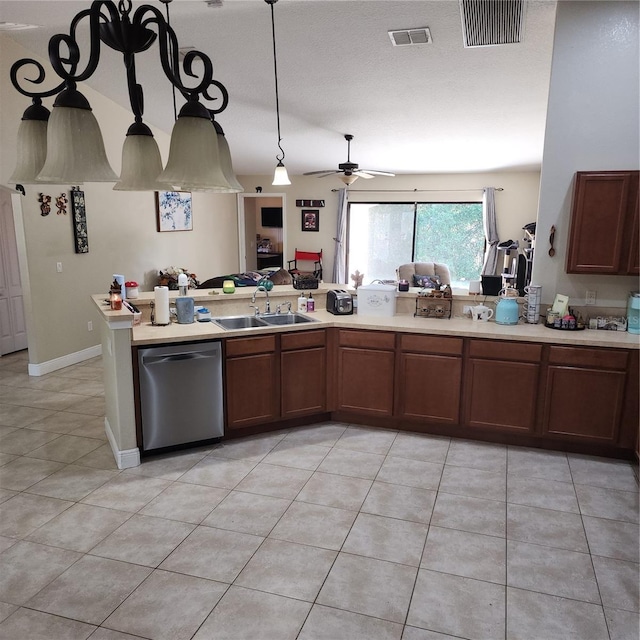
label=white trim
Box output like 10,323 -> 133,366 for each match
28,344 -> 102,376
105,417 -> 140,469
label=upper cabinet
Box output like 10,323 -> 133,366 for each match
566,171 -> 639,275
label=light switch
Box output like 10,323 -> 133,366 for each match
56,262 -> 63,273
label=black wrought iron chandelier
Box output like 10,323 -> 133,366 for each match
9,0 -> 243,192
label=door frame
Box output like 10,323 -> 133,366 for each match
237,193 -> 287,272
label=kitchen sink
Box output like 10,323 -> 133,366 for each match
211,313 -> 316,330
260,313 -> 317,325
211,315 -> 269,330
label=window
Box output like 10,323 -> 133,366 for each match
347,201 -> 484,287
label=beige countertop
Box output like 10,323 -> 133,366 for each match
92,294 -> 640,349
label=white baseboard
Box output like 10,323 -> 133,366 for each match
28,344 -> 102,377
105,417 -> 140,469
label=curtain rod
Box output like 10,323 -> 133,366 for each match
330,187 -> 503,193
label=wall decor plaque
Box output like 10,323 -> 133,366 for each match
70,186 -> 88,253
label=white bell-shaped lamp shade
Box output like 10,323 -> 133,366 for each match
339,174 -> 358,185
113,121 -> 171,191
37,85 -> 117,183
272,161 -> 291,186
158,100 -> 232,192
9,101 -> 50,184
212,121 -> 243,192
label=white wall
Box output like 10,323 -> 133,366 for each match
533,1 -> 640,308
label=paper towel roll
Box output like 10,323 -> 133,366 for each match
154,286 -> 170,325
113,274 -> 125,299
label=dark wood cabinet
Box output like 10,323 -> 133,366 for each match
336,330 -> 395,417
463,340 -> 541,433
396,334 -> 463,424
225,335 -> 279,429
281,330 -> 326,417
567,170 -> 639,275
542,346 -> 628,444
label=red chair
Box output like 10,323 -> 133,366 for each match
288,249 -> 323,280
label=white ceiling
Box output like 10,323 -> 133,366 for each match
1,0 -> 557,177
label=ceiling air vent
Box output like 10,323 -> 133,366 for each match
459,0 -> 525,47
388,28 -> 432,47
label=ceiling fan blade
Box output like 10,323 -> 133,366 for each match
353,171 -> 375,179
303,170 -> 340,177
358,170 -> 396,177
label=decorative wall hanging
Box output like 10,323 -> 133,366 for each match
70,186 -> 89,253
38,193 -> 51,216
296,200 -> 325,207
156,191 -> 193,232
302,209 -> 319,232
55,192 -> 68,215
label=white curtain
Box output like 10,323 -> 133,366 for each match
481,187 -> 500,275
332,188 -> 348,283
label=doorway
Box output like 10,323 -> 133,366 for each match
0,188 -> 27,356
237,194 -> 286,272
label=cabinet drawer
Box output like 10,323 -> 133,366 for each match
338,329 -> 395,350
400,334 -> 463,355
281,329 -> 325,351
226,335 -> 276,357
548,346 -> 628,370
468,340 -> 541,363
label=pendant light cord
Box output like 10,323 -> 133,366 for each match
269,0 -> 285,163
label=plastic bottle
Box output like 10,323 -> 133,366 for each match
297,293 -> 307,312
306,293 -> 315,312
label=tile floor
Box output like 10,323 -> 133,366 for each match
0,349 -> 638,640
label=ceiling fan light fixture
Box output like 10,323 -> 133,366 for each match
339,174 -> 358,185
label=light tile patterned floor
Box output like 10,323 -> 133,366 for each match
0,349 -> 638,640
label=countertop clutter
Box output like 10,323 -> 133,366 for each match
91,287 -> 640,350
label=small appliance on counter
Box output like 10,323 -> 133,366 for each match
327,289 -> 353,315
495,287 -> 520,325
357,282 -> 397,317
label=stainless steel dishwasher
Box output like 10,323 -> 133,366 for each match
137,341 -> 224,453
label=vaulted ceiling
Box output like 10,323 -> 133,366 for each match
1,0 -> 557,176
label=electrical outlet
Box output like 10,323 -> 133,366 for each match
56,262 -> 63,273
585,290 -> 597,305
87,321 -> 93,332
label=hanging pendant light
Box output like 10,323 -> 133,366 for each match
9,99 -> 50,184
9,0 -> 239,193
158,98 -> 232,192
114,120 -> 172,191
265,0 -> 291,186
212,119 -> 244,192
37,83 -> 118,183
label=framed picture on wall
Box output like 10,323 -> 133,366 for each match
301,209 -> 319,232
156,191 -> 193,232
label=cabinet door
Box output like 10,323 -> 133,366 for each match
566,172 -> 633,274
542,366 -> 625,443
337,347 -> 395,416
397,353 -> 462,424
281,347 -> 326,417
464,359 -> 539,433
225,353 -> 279,428
625,183 -> 639,274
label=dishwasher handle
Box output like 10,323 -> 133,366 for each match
142,351 -> 217,366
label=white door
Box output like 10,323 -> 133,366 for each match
0,188 -> 27,355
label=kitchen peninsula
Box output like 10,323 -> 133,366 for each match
93,285 -> 639,469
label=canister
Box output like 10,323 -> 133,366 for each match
627,291 -> 640,334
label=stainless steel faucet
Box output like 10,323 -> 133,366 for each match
250,285 -> 271,315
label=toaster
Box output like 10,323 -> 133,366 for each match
326,289 -> 353,315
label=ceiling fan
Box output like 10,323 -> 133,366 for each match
303,134 -> 395,185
